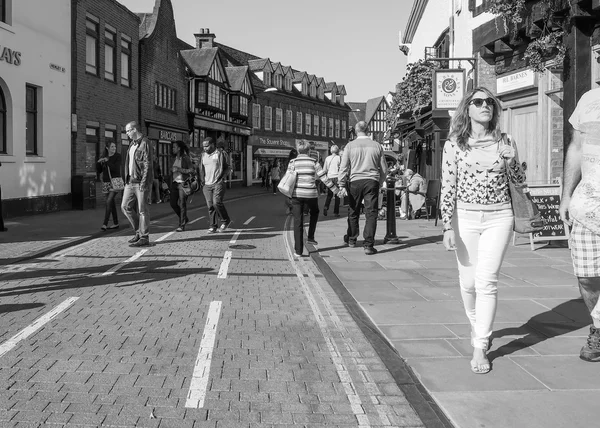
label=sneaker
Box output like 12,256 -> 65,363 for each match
129,237 -> 150,247
207,227 -> 217,233
364,247 -> 378,255
294,252 -> 303,257
176,226 -> 184,232
101,225 -> 107,231
108,224 -> 119,229
306,238 -> 318,245
343,234 -> 356,248
128,235 -> 140,243
218,220 -> 232,233
580,326 -> 600,362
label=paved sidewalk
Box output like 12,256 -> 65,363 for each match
309,213 -> 599,428
0,185 -> 267,265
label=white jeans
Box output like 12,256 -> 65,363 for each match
453,208 -> 513,350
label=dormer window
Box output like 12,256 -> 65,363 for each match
284,75 -> 292,91
274,74 -> 282,89
309,84 -> 316,98
318,86 -> 324,100
264,71 -> 272,87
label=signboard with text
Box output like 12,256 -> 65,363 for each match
432,69 -> 465,110
497,69 -> 537,95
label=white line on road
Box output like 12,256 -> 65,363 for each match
217,251 -> 232,279
189,216 -> 205,225
154,231 -> 175,242
185,300 -> 222,409
243,216 -> 255,225
0,297 -> 79,358
229,230 -> 241,244
101,249 -> 148,276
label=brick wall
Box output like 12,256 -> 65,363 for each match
72,0 -> 140,179
138,0 -> 190,143
550,101 -> 564,182
475,51 -> 497,93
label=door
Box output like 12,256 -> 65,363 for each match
505,104 -> 548,184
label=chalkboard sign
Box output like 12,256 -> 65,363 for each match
517,184 -> 570,250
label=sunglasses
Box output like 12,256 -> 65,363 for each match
469,97 -> 495,108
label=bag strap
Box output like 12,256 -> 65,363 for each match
106,163 -> 113,181
501,133 -> 517,183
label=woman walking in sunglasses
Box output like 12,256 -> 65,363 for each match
441,87 -> 526,374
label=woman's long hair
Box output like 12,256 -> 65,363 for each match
448,86 -> 502,150
173,140 -> 190,157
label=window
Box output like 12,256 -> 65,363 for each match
328,118 -> 334,137
309,84 -> 316,98
208,83 -> 220,108
342,120 -> 347,139
0,86 -> 5,154
321,116 -> 326,137
0,0 -> 7,24
264,71 -> 272,87
276,108 -> 283,132
264,106 -> 272,130
85,17 -> 99,75
335,119 -> 340,138
274,74 -> 282,89
253,104 -> 261,129
197,81 -> 206,104
313,114 -> 319,136
104,28 -> 116,81
105,128 -> 116,150
155,82 -> 176,111
305,113 -> 311,135
85,126 -> 98,172
286,110 -> 292,133
120,37 -> 131,87
284,75 -> 292,91
240,97 -> 248,116
296,112 -> 302,134
26,85 -> 38,155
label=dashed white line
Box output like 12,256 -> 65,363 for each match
101,249 -> 148,276
229,230 -> 241,244
217,251 -> 232,279
243,216 -> 255,225
189,216 -> 205,225
0,297 -> 79,358
185,300 -> 222,409
154,231 -> 175,242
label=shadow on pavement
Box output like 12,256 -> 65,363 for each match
0,302 -> 46,314
488,299 -> 589,362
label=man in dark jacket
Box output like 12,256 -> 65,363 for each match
121,121 -> 153,247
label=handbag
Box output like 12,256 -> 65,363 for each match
182,175 -> 200,196
107,165 -> 124,192
277,161 -> 297,198
502,134 -> 544,234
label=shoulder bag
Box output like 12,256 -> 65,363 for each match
107,164 -> 125,192
277,160 -> 297,198
503,134 -> 544,234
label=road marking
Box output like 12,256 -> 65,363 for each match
243,216 -> 255,225
185,300 -> 222,409
189,216 -> 205,225
217,251 -> 232,279
229,230 -> 241,244
282,218 -> 372,427
154,231 -> 175,242
0,297 -> 79,358
101,249 -> 148,276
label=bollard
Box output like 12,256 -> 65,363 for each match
384,175 -> 401,244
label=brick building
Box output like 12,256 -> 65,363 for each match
71,0 -> 140,207
137,0 -> 193,180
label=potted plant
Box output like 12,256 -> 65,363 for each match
488,0 -> 526,38
524,30 -> 566,72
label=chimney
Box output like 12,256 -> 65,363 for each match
195,28 -> 215,49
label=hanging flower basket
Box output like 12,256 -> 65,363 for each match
488,0 -> 526,38
524,30 -> 566,72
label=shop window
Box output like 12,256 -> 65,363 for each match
104,27 -> 116,81
1,0 -> 11,25
121,36 -> 131,87
85,16 -> 99,75
252,103 -> 261,129
305,113 -> 311,135
313,114 -> 319,136
296,112 -> 302,134
0,86 -> 5,154
335,119 -> 340,138
264,106 -> 272,130
276,108 -> 283,132
321,116 -> 326,137
286,110 -> 292,133
85,126 -> 98,172
1,0 -> 6,23
26,85 -> 39,155
342,120 -> 347,139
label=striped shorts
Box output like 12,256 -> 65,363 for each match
570,220 -> 600,277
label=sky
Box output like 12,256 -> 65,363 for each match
118,0 -> 413,102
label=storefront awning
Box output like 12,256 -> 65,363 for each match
254,148 -> 292,158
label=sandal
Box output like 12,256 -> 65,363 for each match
470,358 -> 491,374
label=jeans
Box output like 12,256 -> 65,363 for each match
103,191 -> 119,226
271,179 -> 280,194
453,208 -> 514,349
346,179 -> 380,248
170,181 -> 188,227
152,178 -> 161,203
121,183 -> 151,239
324,177 -> 340,214
202,181 -> 230,228
291,197 -> 319,255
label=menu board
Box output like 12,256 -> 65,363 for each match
524,184 -> 569,249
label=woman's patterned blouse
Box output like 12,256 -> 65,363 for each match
440,136 -> 526,228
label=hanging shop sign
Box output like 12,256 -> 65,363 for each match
497,69 -> 537,95
0,45 -> 22,66
432,69 -> 465,110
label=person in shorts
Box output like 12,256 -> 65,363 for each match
559,88 -> 600,362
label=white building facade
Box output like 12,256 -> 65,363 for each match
0,0 -> 72,217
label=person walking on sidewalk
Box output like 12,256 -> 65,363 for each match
559,87 -> 600,363
337,121 -> 388,255
150,156 -> 162,204
289,140 -> 340,257
269,160 -> 281,194
96,142 -> 122,231
170,140 -> 194,232
284,148 -> 298,215
199,137 -> 232,233
398,169 -> 425,220
121,121 -> 153,247
323,144 -> 341,217
441,87 -> 525,374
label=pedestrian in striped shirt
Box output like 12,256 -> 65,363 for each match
289,140 -> 340,257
